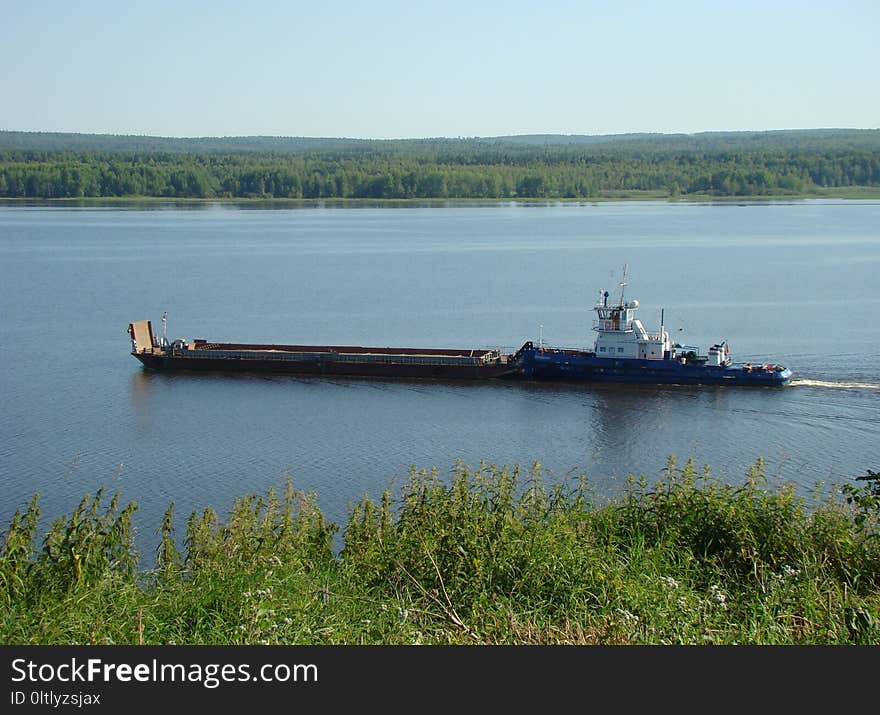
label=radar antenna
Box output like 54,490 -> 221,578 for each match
618,264 -> 628,306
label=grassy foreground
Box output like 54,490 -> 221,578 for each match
1,458 -> 878,645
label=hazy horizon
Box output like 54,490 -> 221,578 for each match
2,127 -> 877,142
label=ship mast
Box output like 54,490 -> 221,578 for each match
660,307 -> 665,350
618,264 -> 628,306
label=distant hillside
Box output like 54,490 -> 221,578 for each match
491,129 -> 880,154
0,132 -> 382,154
1,128 -> 878,156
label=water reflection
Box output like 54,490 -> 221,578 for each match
129,370 -> 159,433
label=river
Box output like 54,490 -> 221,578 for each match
1,200 -> 878,556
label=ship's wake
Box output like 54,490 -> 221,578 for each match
790,379 -> 880,390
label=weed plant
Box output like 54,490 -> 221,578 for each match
1,458 -> 877,644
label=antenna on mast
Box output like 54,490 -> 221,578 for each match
618,264 -> 628,306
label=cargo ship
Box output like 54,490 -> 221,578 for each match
128,274 -> 792,387
127,316 -> 521,381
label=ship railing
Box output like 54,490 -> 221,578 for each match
184,348 -> 495,366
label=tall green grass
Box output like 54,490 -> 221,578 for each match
2,458 -> 877,644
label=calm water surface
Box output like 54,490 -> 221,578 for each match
2,201 -> 879,556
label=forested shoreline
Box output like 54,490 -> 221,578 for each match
1,129 -> 878,200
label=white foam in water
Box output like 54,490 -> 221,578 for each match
790,379 -> 880,390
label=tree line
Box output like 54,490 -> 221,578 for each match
2,128 -> 877,156
0,129 -> 878,199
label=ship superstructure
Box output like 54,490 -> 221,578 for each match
517,267 -> 791,386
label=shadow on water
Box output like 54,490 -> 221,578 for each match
130,362 -> 805,393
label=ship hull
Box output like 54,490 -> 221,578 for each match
519,349 -> 792,386
133,350 -> 519,381
130,334 -> 792,387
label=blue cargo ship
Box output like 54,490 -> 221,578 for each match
516,269 -> 792,387
129,269 -> 792,387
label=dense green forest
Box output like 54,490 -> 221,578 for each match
1,129 -> 878,200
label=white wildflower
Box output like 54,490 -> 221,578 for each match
659,576 -> 679,590
708,584 -> 728,609
616,608 -> 639,624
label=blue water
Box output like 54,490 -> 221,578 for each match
1,200 -> 879,558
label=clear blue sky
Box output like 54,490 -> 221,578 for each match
1,0 -> 877,138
